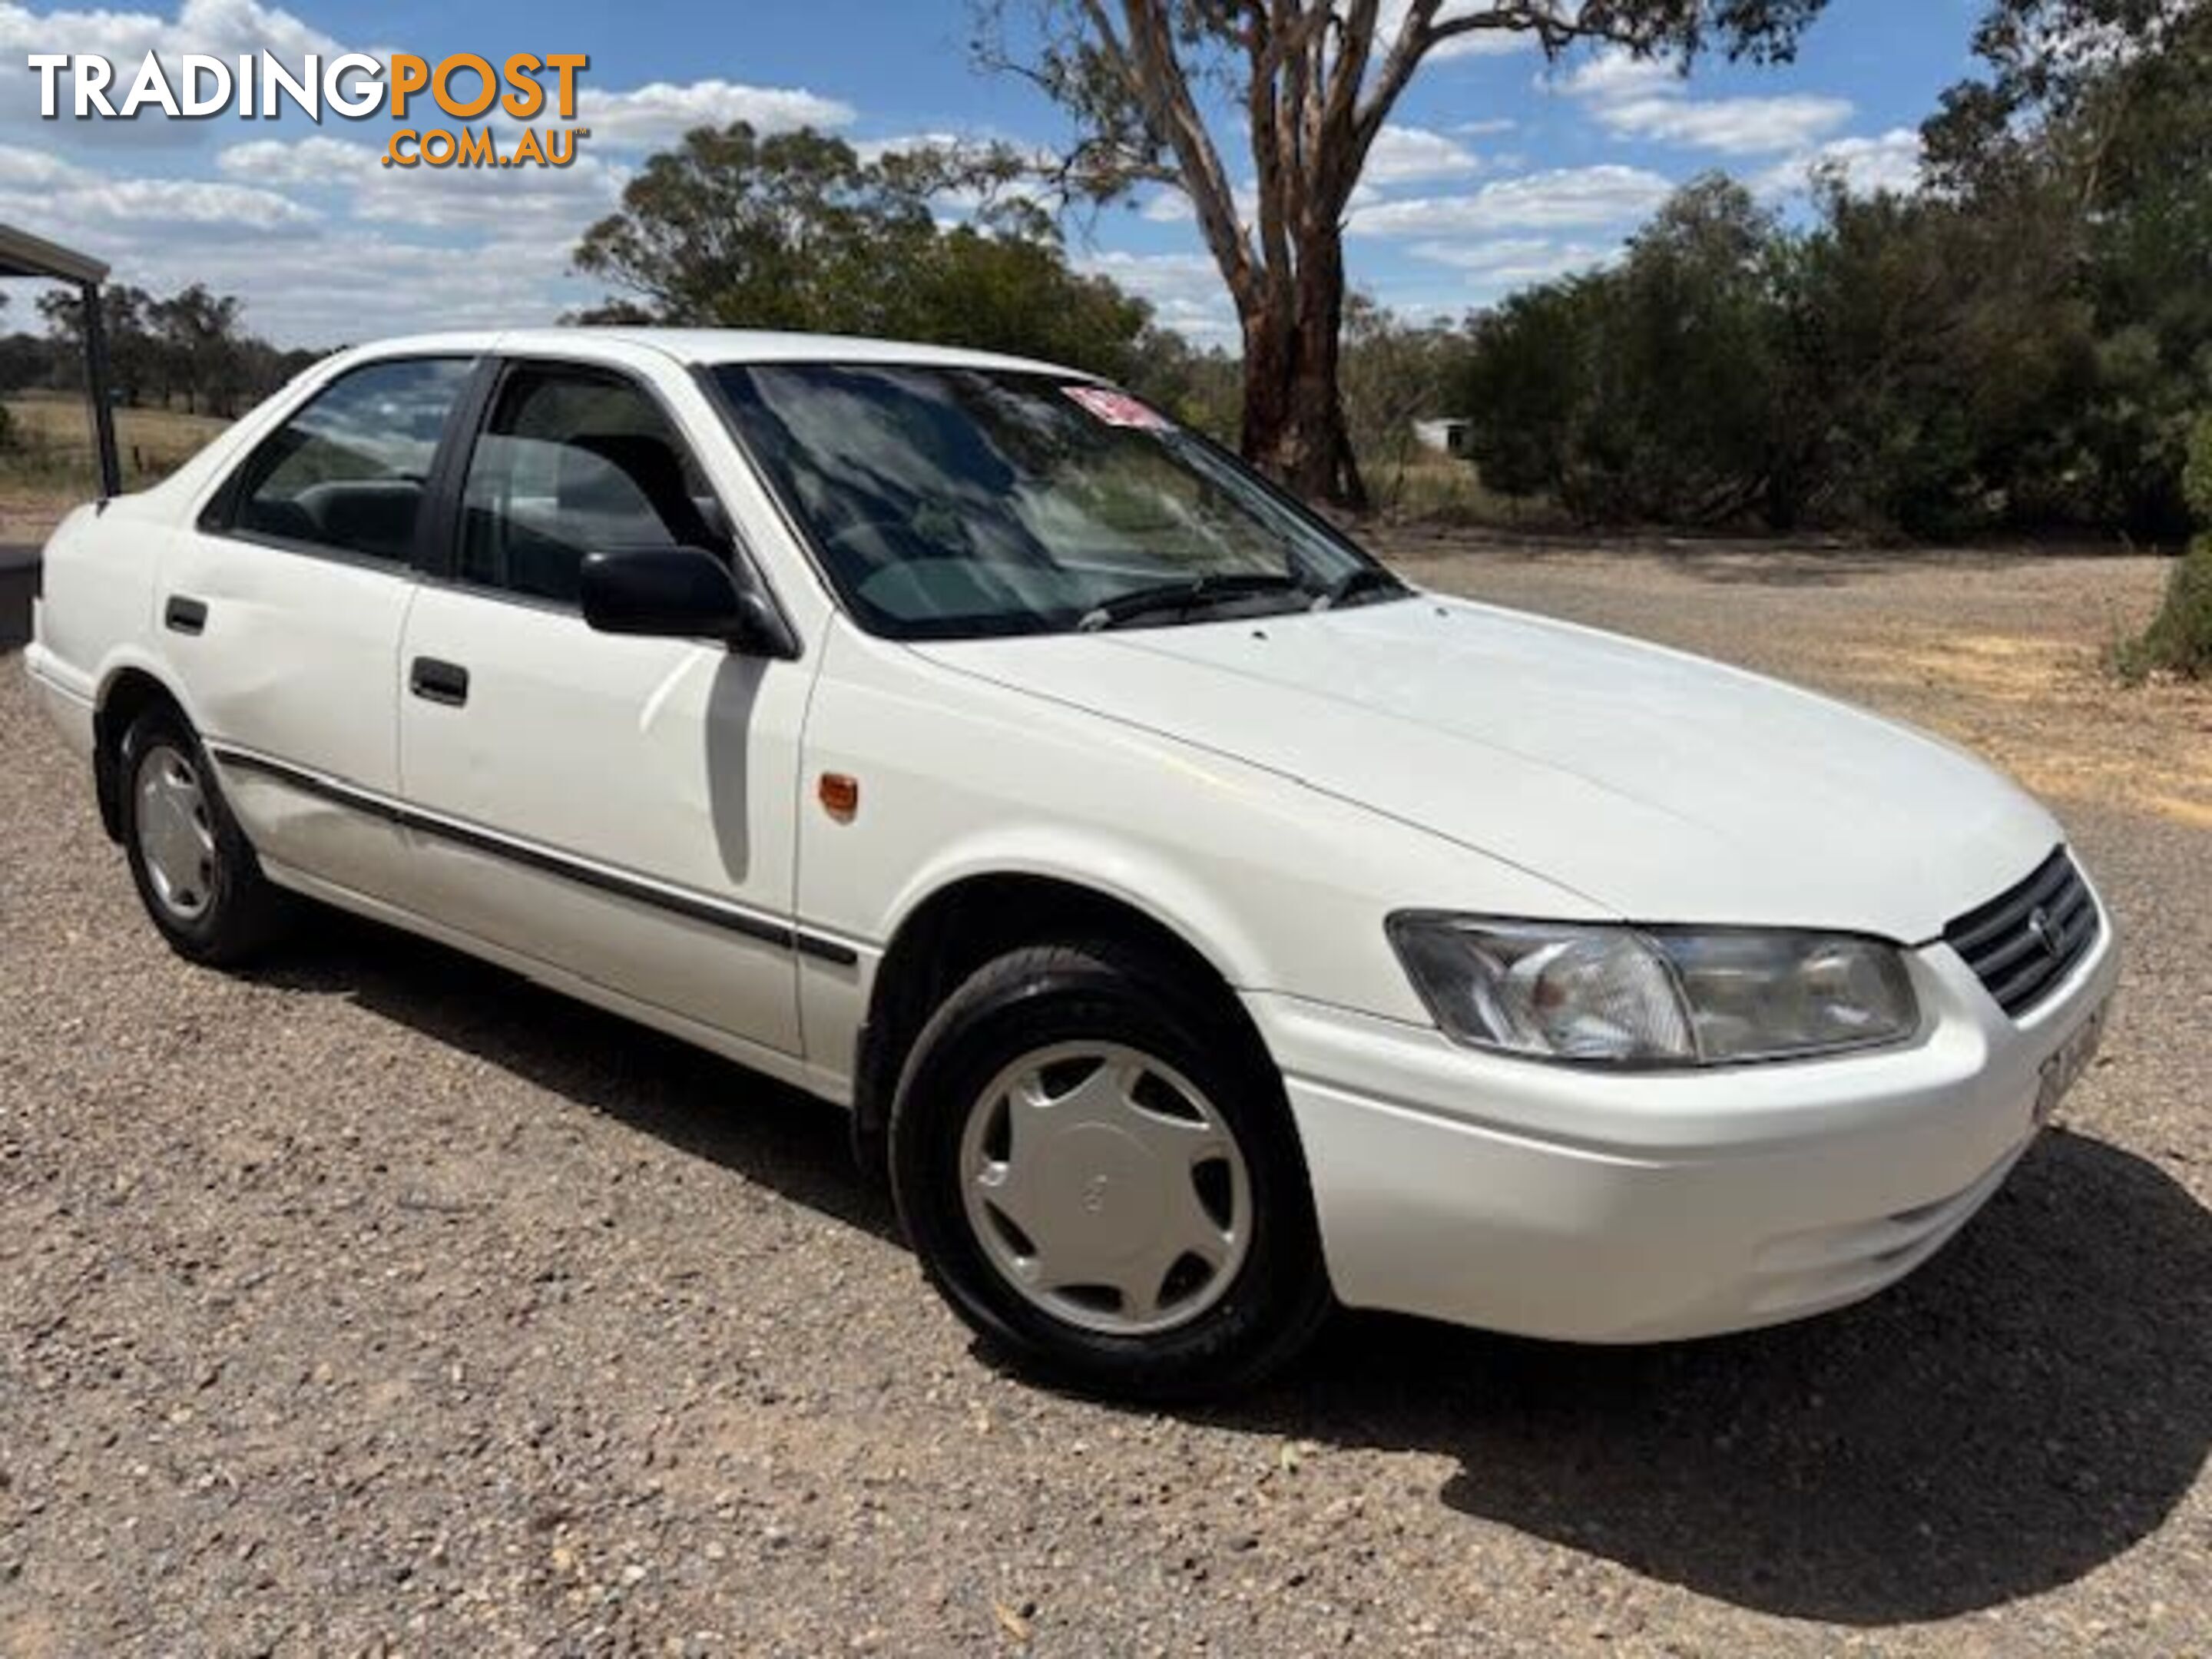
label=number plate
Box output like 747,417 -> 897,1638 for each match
2033,997 -> 2110,1126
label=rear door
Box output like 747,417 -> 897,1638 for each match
164,354 -> 479,900
394,355 -> 810,1058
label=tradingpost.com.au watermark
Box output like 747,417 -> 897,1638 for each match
26,50 -> 591,168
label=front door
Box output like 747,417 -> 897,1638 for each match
394,358 -> 810,1058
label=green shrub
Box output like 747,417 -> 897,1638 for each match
2184,412 -> 2212,528
2118,537 -> 2212,681
2116,412 -> 2212,680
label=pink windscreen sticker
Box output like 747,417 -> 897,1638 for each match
1063,385 -> 1171,430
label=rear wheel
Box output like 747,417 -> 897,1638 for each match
889,939 -> 1333,1399
118,706 -> 289,965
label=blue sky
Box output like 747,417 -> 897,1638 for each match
0,0 -> 1988,346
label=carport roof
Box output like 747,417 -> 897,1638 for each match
0,223 -> 108,286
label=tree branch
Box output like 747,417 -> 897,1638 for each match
1095,0 -> 1262,308
1247,3 -> 1296,295
1317,0 -> 1383,207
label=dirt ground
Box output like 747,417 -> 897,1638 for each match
2,538 -> 2207,1657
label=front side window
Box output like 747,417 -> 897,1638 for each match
712,364 -> 1400,640
230,357 -> 473,562
458,366 -> 732,606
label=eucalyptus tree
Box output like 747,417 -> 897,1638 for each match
974,0 -> 1829,505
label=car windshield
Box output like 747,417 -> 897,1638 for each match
710,363 -> 1402,640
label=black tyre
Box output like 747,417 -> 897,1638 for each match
118,704 -> 290,965
888,938 -> 1333,1399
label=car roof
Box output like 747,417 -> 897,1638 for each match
339,327 -> 1098,381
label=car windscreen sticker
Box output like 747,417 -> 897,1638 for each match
1062,386 -> 1172,431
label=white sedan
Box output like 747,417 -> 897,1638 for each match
24,329 -> 2119,1396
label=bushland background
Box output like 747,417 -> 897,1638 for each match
4,0 -> 2207,674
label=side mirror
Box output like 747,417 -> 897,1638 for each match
578,547 -> 797,657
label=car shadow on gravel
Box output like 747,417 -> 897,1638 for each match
248,912 -> 900,1245
1221,1127 -> 2212,1626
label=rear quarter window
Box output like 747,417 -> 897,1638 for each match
214,357 -> 475,564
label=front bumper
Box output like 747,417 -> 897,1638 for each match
1247,901 -> 2121,1343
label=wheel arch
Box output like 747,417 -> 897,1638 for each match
91,662 -> 195,842
849,870 -> 1277,1177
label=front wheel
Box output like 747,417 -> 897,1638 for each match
889,939 -> 1333,1399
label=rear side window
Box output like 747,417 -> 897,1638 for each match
226,357 -> 473,563
458,365 -> 732,606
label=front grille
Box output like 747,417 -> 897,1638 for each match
1945,847 -> 2099,1018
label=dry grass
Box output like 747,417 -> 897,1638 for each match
1364,455 -> 1565,529
1840,625 -> 2212,830
0,393 -> 230,539
5,392 -> 230,455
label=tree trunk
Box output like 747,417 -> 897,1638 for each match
1238,296 -> 1296,483
1235,228 -> 1367,512
1286,231 -> 1366,511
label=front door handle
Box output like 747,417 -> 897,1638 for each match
409,657 -> 470,707
164,594 -> 207,635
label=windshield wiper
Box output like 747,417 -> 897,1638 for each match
1075,571 -> 1307,632
1310,565 -> 1408,610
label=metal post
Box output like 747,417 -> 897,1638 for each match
79,279 -> 122,499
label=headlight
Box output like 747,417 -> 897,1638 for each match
1386,915 -> 1920,1067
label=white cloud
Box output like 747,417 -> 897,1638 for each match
0,0 -> 355,136
1450,117 -> 1517,137
0,141 -> 84,187
209,81 -> 856,233
0,193 -> 588,341
1081,249 -> 1217,293
1409,234 -> 1623,290
1134,180 -> 1263,229
217,132 -> 626,230
142,227 -> 584,341
584,79 -> 855,151
87,174 -> 316,226
1555,48 -> 1853,156
1365,124 -> 1481,185
1601,91 -> 1853,155
1753,127 -> 1924,199
1349,164 -> 1674,237
219,133 -> 369,187
0,0 -> 346,68
1376,0 -> 1539,61
1127,131 -> 1484,221
852,131 -> 962,161
1412,235 -> 1602,271
0,141 -> 313,232
1555,50 -> 1678,101
1077,248 -> 1237,343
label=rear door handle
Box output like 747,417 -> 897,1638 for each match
409,657 -> 470,707
164,595 -> 207,635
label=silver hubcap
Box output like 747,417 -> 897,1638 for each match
959,1041 -> 1252,1336
134,743 -> 217,921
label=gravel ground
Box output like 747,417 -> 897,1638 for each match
2,541 -> 2208,1657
